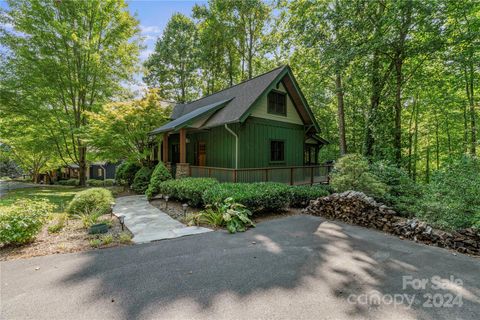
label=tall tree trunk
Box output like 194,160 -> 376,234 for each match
434,107 -> 440,169
407,95 -> 416,176
336,72 -> 347,156
425,143 -> 430,183
465,63 -> 476,155
412,100 -> 419,181
393,58 -> 403,165
78,145 -> 87,186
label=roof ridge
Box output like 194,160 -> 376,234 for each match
181,65 -> 287,106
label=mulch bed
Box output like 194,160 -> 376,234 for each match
0,213 -> 133,261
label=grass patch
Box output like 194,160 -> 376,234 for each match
0,186 -> 86,211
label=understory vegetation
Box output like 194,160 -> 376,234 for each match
66,188 -> 114,216
330,154 -> 480,230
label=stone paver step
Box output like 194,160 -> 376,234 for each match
113,195 -> 211,243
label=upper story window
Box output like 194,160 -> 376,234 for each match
267,90 -> 287,116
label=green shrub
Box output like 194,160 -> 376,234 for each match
188,197 -> 254,233
158,177 -> 218,207
75,211 -> 102,229
416,156 -> 480,230
131,167 -> 154,193
288,185 -> 331,208
145,162 -> 172,199
87,179 -> 104,187
370,161 -> 421,216
0,199 -> 55,245
115,161 -> 141,186
57,179 -> 79,186
89,238 -> 101,248
203,182 -> 290,212
66,188 -> 114,216
330,154 -> 387,198
101,234 -> 113,245
104,179 -> 115,186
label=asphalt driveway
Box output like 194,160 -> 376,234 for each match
1,215 -> 479,320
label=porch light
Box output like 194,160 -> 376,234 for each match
119,215 -> 125,231
164,195 -> 169,209
182,203 -> 188,216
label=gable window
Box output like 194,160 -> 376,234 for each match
270,140 -> 285,162
268,90 -> 287,116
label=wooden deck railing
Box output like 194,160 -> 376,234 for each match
189,164 -> 333,185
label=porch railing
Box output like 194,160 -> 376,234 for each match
189,164 -> 333,185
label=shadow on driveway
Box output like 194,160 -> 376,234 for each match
2,215 -> 479,319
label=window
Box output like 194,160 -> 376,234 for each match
97,168 -> 103,177
270,140 -> 285,162
267,90 -> 287,116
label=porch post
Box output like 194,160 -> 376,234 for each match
176,128 -> 190,178
162,133 -> 169,163
179,128 -> 186,163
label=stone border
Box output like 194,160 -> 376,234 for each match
303,191 -> 480,256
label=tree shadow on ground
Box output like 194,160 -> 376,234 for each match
58,215 -> 480,319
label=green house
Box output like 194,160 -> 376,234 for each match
150,65 -> 330,184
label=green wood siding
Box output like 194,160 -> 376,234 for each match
238,117 -> 304,168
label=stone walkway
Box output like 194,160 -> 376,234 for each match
113,195 -> 211,243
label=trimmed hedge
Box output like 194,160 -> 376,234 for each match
145,162 -> 172,199
158,177 -> 218,207
131,167 -> 154,193
203,182 -> 290,212
87,179 -> 115,187
288,185 -> 331,208
66,188 -> 114,216
57,179 -> 79,186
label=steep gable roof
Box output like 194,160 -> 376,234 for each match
151,65 -> 320,134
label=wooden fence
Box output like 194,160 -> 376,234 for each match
189,164 -> 333,185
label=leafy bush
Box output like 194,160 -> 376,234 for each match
188,197 -> 255,233
158,177 -> 218,207
203,182 -> 290,212
104,179 -> 115,186
145,162 -> 172,199
416,156 -> 480,230
370,161 -> 421,216
119,232 -> 132,244
89,238 -> 101,248
115,161 -> 141,186
57,179 -> 79,186
0,199 -> 55,245
101,234 -> 113,245
330,154 -> 387,198
75,211 -> 103,228
66,188 -> 114,216
131,167 -> 154,193
288,185 -> 331,208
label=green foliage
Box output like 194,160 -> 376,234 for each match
87,179 -> 116,187
416,157 -> 480,230
131,167 -> 154,193
57,179 -> 79,186
288,185 -> 331,208
47,213 -> 68,234
101,234 -> 113,245
119,232 -> 132,244
75,211 -> 103,229
86,90 -> 171,163
66,188 -> 114,216
145,161 -> 172,199
330,154 -> 388,198
203,182 -> 290,212
0,199 -> 55,245
158,178 -> 219,207
188,197 -> 254,233
116,161 -> 141,187
89,238 -> 102,248
370,161 -> 422,216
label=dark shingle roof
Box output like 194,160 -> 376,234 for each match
170,66 -> 287,128
150,99 -> 231,134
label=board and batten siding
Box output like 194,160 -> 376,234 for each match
249,82 -> 303,125
237,117 -> 304,168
